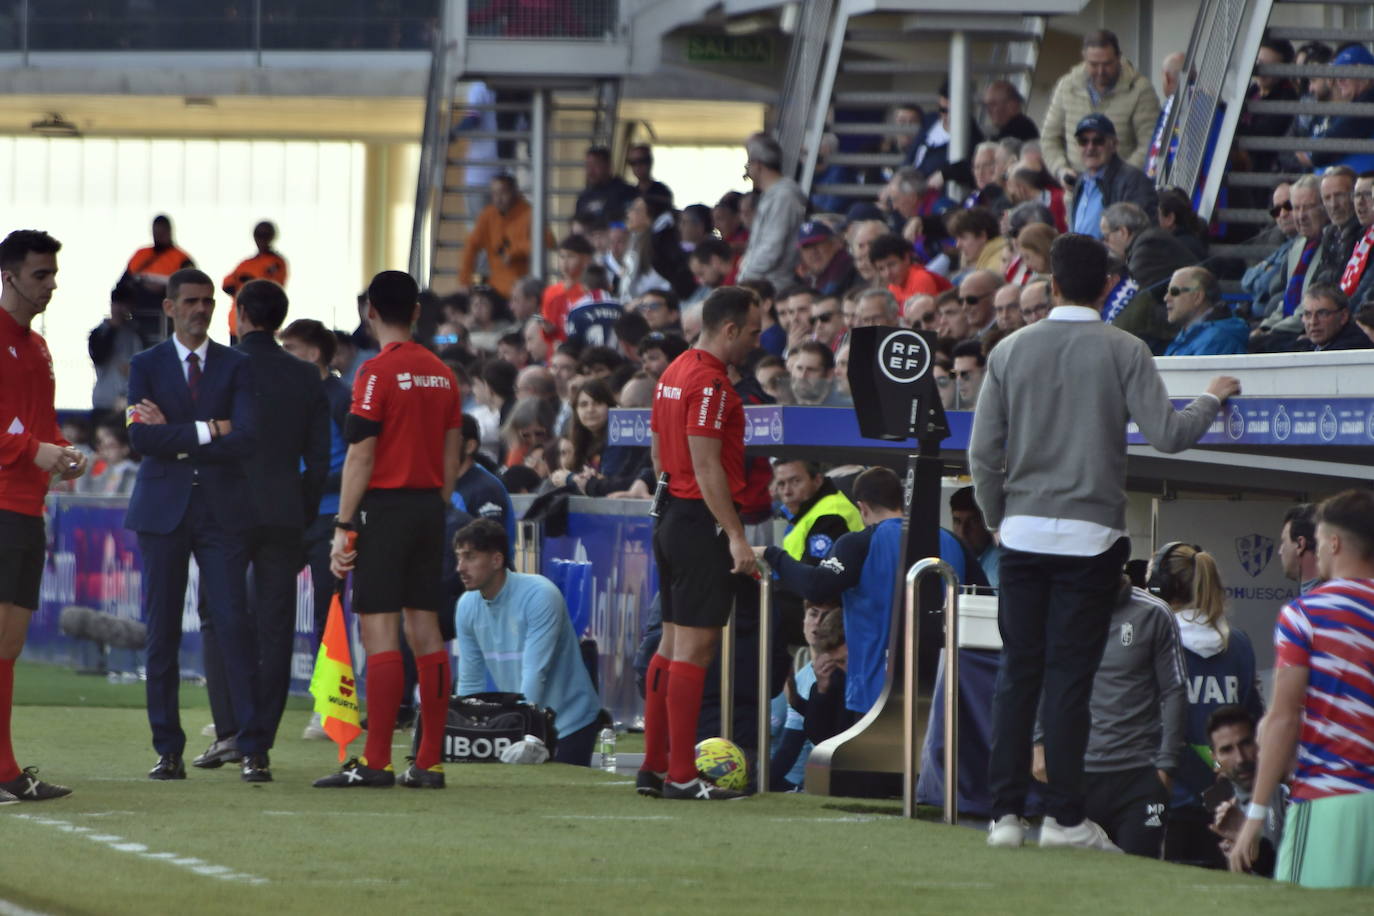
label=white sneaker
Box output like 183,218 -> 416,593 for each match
302,712 -> 328,741
200,722 -> 216,738
1039,816 -> 1123,853
987,814 -> 1030,847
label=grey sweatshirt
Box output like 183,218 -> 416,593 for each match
1035,584 -> 1189,772
969,313 -> 1220,531
738,176 -> 806,292
1085,585 -> 1189,772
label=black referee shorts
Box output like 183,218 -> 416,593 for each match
352,488 -> 446,615
0,509 -> 45,611
652,498 -> 749,629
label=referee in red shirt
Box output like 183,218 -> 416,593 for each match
0,230 -> 85,802
316,270 -> 462,790
639,286 -> 761,800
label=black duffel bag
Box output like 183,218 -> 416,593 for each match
412,692 -> 558,763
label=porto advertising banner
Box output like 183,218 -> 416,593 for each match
1154,498 -> 1299,674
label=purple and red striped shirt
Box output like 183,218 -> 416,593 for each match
1273,578 -> 1374,802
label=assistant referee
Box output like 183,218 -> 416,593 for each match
638,286 -> 761,801
316,270 -> 462,790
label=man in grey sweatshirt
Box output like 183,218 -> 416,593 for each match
971,232 -> 1239,852
1034,581 -> 1189,857
738,133 -> 807,293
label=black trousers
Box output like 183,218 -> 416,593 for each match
203,525 -> 305,749
988,537 -> 1129,826
1085,765 -> 1170,858
141,494 -> 265,756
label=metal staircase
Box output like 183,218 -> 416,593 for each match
1158,0 -> 1374,261
794,10 -> 1051,203
421,81 -> 620,295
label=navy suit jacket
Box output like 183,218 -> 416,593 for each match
235,331 -> 330,529
124,338 -> 257,535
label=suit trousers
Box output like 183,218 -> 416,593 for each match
987,537 -> 1129,826
140,491 -> 266,756
203,525 -> 304,748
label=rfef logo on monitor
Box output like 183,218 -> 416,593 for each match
877,329 -> 931,384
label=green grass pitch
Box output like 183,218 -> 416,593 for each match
2,663 -> 1369,914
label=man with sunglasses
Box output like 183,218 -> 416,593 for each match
1067,114 -> 1156,240
1241,183 -> 1298,314
957,270 -> 1001,340
808,295 -> 846,349
1162,267 -> 1248,356
626,143 -> 674,206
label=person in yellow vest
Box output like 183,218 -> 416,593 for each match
772,459 -> 864,645
223,221 -> 288,340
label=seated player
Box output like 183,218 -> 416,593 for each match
453,519 -> 601,765
770,599 -> 846,791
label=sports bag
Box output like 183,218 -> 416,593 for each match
412,692 -> 559,763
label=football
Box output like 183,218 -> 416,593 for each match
694,737 -> 748,791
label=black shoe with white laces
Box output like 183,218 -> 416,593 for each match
0,767 -> 72,801
397,758 -> 445,789
635,769 -> 665,798
312,757 -> 395,788
661,777 -> 746,801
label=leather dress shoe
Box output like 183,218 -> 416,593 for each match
148,753 -> 186,780
192,738 -> 239,769
241,753 -> 272,783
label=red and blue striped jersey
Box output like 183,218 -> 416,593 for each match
1274,578 -> 1374,802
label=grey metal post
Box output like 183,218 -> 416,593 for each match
948,31 -> 971,196
904,558 -> 960,823
531,89 -> 550,276
720,604 -> 736,742
799,5 -> 850,195
755,569 -> 773,794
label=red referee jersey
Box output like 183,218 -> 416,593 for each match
650,348 -> 746,503
350,341 -> 462,490
0,307 -> 66,517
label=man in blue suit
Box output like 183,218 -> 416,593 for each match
125,268 -> 270,782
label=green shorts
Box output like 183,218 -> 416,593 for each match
1277,791 -> 1374,888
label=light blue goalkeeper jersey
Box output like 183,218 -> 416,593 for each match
456,572 -> 600,738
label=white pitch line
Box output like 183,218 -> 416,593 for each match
0,899 -> 51,916
9,814 -> 268,885
540,814 -> 676,821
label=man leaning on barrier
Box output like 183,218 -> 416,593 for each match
971,233 -> 1239,853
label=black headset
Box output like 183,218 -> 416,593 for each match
1146,541 -> 1202,604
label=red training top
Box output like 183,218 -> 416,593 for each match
350,341 -> 462,491
651,349 -> 746,503
540,281 -> 585,345
0,307 -> 67,517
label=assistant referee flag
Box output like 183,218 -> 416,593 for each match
310,589 -> 363,761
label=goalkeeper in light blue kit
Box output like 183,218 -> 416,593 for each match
453,518 -> 601,765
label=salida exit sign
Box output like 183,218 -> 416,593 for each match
686,34 -> 773,64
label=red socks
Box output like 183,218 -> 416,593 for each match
415,651 -> 451,770
641,653 -> 672,774
0,658 -> 16,782
666,660 -> 707,784
362,650 -> 404,769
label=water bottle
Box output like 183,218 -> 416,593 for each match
597,727 -> 617,773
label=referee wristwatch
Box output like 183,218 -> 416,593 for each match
333,516 -> 355,531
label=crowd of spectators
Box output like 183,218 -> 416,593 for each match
49,24 -> 1374,884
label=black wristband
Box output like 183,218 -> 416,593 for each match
333,517 -> 355,531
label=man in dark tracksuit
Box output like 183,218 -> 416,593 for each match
1035,580 -> 1188,857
